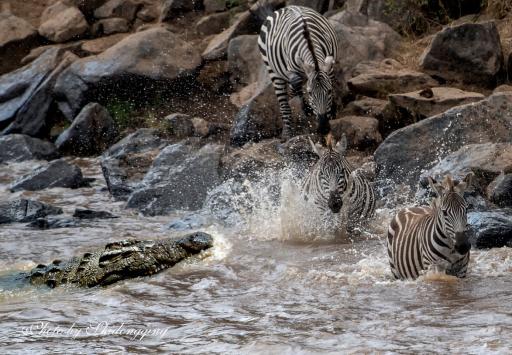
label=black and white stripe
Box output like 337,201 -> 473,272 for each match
258,5 -> 338,140
387,174 -> 473,280
302,136 -> 375,227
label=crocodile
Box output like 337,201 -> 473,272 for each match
19,232 -> 213,288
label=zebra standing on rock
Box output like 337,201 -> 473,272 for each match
302,135 -> 376,231
387,174 -> 473,280
258,5 -> 338,141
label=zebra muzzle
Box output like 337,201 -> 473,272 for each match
317,114 -> 330,135
454,231 -> 471,254
328,193 -> 343,213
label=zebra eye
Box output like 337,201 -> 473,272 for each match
442,209 -> 448,217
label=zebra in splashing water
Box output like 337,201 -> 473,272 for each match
258,5 -> 338,141
387,174 -> 473,280
302,135 -> 375,233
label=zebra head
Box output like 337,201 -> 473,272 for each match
308,134 -> 350,213
303,56 -> 336,135
428,173 -> 473,254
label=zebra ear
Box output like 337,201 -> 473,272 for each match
321,56 -> 335,72
335,134 -> 347,154
454,172 -> 474,193
308,137 -> 321,156
428,176 -> 444,196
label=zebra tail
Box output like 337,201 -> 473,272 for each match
249,0 -> 285,22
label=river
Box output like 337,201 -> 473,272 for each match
0,158 -> 511,354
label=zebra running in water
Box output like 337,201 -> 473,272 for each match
387,174 -> 473,280
302,135 -> 375,230
258,5 -> 338,141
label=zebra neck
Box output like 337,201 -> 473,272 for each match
300,13 -> 319,71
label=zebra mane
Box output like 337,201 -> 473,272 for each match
296,9 -> 319,72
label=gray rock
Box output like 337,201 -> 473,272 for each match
347,59 -> 438,98
468,210 -> 512,249
73,208 -> 118,219
136,5 -> 158,22
126,142 -> 224,215
419,22 -> 505,86
10,159 -> 86,192
195,12 -> 230,36
0,199 -> 63,224
55,102 -> 118,156
163,113 -> 194,139
375,93 -> 512,189
489,174 -> 512,208
0,11 -> 37,49
23,232 -> 213,288
0,134 -> 59,163
40,1 -> 72,24
203,0 -> 226,13
39,6 -> 89,43
54,27 -> 201,120
27,216 -> 80,229
92,17 -> 129,35
330,115 -> 382,150
2,50 -> 78,137
230,83 -> 281,147
94,0 -> 139,21
101,128 -> 168,199
287,0 -> 329,12
342,97 -> 387,118
227,35 -> 267,90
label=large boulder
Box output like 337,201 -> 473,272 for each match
54,27 -> 202,120
94,0 -> 139,21
0,48 -> 78,137
489,174 -> 512,208
347,59 -> 438,98
0,134 -> 59,163
230,83 -> 281,147
0,199 -> 62,224
160,0 -> 195,21
468,210 -> 512,249
330,115 -> 382,150
38,6 -> 89,43
195,12 -> 230,35
419,22 -> 505,86
341,97 -> 387,118
227,35 -> 266,90
55,102 -> 118,156
375,93 -> 512,189
126,142 -> 224,215
10,159 -> 87,192
101,129 -> 168,199
40,1 -> 71,24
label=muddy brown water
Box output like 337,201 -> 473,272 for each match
0,158 -> 511,354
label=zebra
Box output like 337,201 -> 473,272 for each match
302,135 -> 376,231
387,174 -> 473,280
258,5 -> 339,141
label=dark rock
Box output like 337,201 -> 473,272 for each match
0,134 -> 59,163
0,48 -> 76,135
54,27 -> 201,120
330,115 -> 382,150
101,128 -> 168,199
489,174 -> 512,208
203,0 -> 226,13
23,232 -> 213,287
69,0 -> 108,18
160,0 -> 196,21
136,5 -> 158,22
342,97 -> 387,118
230,83 -> 281,147
73,208 -> 118,219
195,12 -> 230,36
375,93 -> 512,189
94,0 -> 139,21
419,22 -> 505,86
227,34 -> 266,90
347,59 -> 438,98
287,0 -> 329,12
39,6 -> 89,43
26,216 -> 80,229
92,17 -> 130,35
0,199 -> 62,224
10,159 -> 87,192
126,142 -> 224,215
468,210 -> 512,249
163,113 -> 194,139
55,103 -> 118,156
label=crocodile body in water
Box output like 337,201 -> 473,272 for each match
18,232 -> 213,288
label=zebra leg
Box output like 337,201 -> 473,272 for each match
271,77 -> 293,142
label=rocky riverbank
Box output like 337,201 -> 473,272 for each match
1,0 -> 511,255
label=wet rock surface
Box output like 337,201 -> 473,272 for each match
101,129 -> 168,200
468,210 -> 512,249
22,232 -> 214,288
489,174 -> 512,208
126,141 -> 224,215
55,102 -> 119,156
10,159 -> 88,192
0,199 -> 63,224
0,134 -> 59,163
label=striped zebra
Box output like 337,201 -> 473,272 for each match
258,5 -> 338,141
387,174 -> 473,280
302,135 -> 375,230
